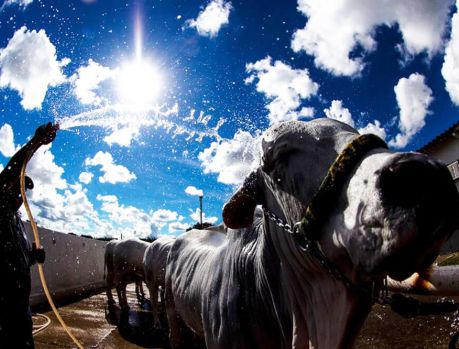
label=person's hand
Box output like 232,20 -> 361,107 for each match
34,122 -> 59,145
32,243 -> 46,264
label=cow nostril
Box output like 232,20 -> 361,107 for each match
379,159 -> 438,208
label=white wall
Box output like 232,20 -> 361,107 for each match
24,223 -> 108,306
423,136 -> 459,192
424,136 -> 459,165
421,136 -> 459,253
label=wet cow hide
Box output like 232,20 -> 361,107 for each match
165,118 -> 459,349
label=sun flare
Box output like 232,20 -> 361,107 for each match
115,58 -> 165,108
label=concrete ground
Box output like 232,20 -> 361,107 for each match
31,284 -> 459,349
32,284 -> 168,349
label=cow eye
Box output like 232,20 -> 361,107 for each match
262,147 -> 296,173
268,155 -> 295,184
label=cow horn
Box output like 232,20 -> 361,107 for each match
387,265 -> 459,296
223,171 -> 260,229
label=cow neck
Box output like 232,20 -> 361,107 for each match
262,133 -> 388,299
289,268 -> 371,349
258,215 -> 372,349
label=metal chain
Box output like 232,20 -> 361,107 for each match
263,208 -> 295,235
263,206 -> 377,299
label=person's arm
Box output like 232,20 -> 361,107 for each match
0,123 -> 58,192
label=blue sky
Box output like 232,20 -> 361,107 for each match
0,0 -> 458,238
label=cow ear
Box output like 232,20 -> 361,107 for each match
222,171 -> 259,229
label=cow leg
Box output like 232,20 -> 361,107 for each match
167,310 -> 193,348
122,282 -> 130,309
106,272 -> 116,305
116,283 -> 123,306
136,279 -> 145,304
168,317 -> 207,349
149,281 -> 161,328
135,280 -> 141,303
166,283 -> 200,348
117,282 -> 129,309
139,280 -> 145,299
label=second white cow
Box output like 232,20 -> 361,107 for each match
143,236 -> 175,327
105,238 -> 150,309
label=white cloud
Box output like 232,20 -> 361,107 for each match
245,56 -> 319,124
292,0 -> 453,76
85,151 -> 136,184
103,126 -> 140,147
199,130 -> 261,185
152,209 -> 178,222
185,186 -> 203,197
73,59 -> 114,105
63,184 -> 94,217
78,171 -> 93,184
0,123 -> 16,157
323,100 -> 355,127
0,128 -> 68,227
25,184 -> 99,234
190,208 -> 218,225
298,107 -> 315,118
169,221 -> 190,233
322,100 -> 387,140
3,124 -> 155,240
1,0 -> 33,9
21,145 -> 80,228
186,0 -> 232,38
442,1 -> 459,105
27,144 -> 67,190
8,134 -> 134,239
96,194 -> 159,238
96,194 -> 117,202
358,120 -> 387,141
389,73 -> 433,148
0,26 -> 68,110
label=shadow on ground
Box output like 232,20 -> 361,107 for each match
106,299 -> 171,349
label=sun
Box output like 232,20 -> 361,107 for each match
115,58 -> 165,109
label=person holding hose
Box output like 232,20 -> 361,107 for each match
0,123 -> 58,349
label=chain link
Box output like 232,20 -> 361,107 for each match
262,206 -> 378,300
263,208 -> 295,235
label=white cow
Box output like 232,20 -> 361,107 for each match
143,236 -> 175,327
105,238 -> 150,309
165,119 -> 459,349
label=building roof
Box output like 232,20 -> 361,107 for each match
417,120 -> 459,154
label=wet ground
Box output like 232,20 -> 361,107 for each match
32,284 -> 459,348
357,295 -> 459,349
32,284 -> 169,349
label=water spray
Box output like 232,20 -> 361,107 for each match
20,125 -> 84,349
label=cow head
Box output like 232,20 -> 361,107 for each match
223,118 -> 459,284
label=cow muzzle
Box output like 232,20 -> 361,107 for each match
377,153 -> 459,280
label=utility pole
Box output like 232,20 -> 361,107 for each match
199,195 -> 203,227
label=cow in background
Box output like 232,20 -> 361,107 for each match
165,118 -> 459,349
143,236 -> 175,328
104,238 -> 150,309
